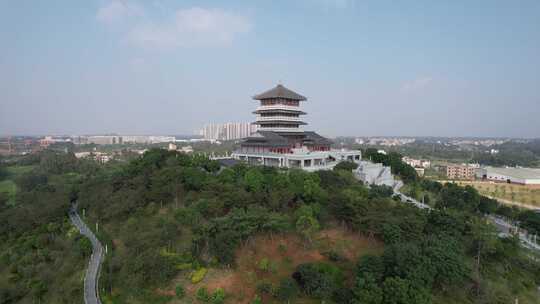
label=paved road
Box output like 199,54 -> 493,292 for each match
393,181 -> 432,210
394,191 -> 432,210
393,183 -> 540,252
69,205 -> 103,304
487,215 -> 540,252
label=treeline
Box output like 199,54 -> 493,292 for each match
355,139 -> 540,168
407,179 -> 540,235
477,139 -> 540,167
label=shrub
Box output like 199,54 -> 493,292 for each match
251,295 -> 262,304
211,288 -> 226,304
191,267 -> 208,284
256,281 -> 273,295
274,277 -> 298,301
176,262 -> 192,271
278,243 -> 287,254
334,161 -> 359,171
258,258 -> 270,272
323,250 -> 346,262
196,287 -> 210,302
292,262 -> 343,299
175,285 -> 185,298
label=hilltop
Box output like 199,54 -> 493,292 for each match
0,149 -> 539,303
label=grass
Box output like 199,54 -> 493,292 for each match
0,180 -> 17,205
453,180 -> 540,207
0,165 -> 35,205
6,165 -> 35,176
164,225 -> 383,304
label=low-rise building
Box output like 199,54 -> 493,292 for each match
445,164 -> 477,180
180,146 -> 193,153
355,161 -> 395,187
476,167 -> 540,185
402,156 -> 431,168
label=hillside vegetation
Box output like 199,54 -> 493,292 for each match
0,152 -> 101,303
0,149 -> 539,303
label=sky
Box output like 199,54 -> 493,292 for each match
1,0 -> 539,138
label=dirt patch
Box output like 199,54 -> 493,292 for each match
183,269 -> 238,294
316,227 -> 383,261
162,227 -> 382,303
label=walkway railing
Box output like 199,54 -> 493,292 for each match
69,204 -> 103,304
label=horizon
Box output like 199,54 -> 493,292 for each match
1,1 -> 540,138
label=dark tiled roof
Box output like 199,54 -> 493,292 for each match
254,121 -> 307,125
240,131 -> 332,148
253,109 -> 306,115
253,84 -> 307,101
303,131 -> 333,146
241,131 -> 290,147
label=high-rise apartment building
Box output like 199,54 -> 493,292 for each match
200,122 -> 257,141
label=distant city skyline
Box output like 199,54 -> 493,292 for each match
1,1 -> 540,138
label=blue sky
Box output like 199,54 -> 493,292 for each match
1,0 -> 539,137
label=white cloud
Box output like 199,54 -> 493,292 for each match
96,1 -> 143,25
127,7 -> 251,49
402,77 -> 433,92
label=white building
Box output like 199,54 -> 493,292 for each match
402,156 -> 431,168
235,147 -> 361,172
87,135 -> 123,145
476,167 -> 540,185
355,161 -> 395,187
122,135 -> 175,144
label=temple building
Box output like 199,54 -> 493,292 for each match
232,84 -> 361,171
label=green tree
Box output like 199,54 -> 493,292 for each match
0,165 -> 7,180
244,168 -> 265,193
292,262 -> 343,299
196,287 -> 210,302
334,161 -> 359,171
211,288 -> 225,304
295,213 -> 320,244
175,284 -> 185,298
275,277 -> 299,302
382,277 -> 409,304
352,273 -> 382,304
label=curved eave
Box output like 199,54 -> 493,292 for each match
252,97 -> 306,101
240,142 -> 290,147
252,84 -> 307,101
254,121 -> 307,125
253,109 -> 307,115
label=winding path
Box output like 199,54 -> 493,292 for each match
69,204 -> 103,304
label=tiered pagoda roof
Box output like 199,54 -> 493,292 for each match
239,83 -> 332,152
253,84 -> 307,101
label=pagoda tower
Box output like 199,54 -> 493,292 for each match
252,84 -> 307,133
232,83 -> 361,169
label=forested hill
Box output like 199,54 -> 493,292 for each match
1,149 -> 539,303
0,151 -> 101,303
